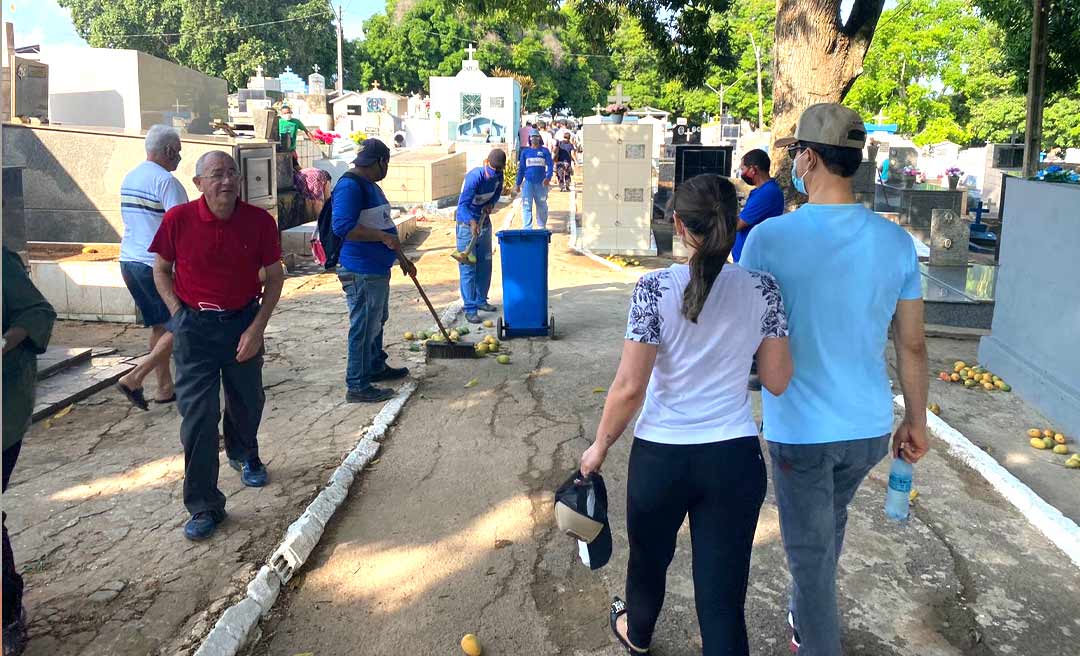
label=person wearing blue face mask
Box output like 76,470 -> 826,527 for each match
740,103 -> 929,656
456,149 -> 506,323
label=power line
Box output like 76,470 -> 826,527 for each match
105,9 -> 333,40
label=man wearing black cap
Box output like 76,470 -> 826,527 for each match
332,139 -> 416,403
455,148 -> 506,323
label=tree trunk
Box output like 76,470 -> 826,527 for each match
771,0 -> 886,206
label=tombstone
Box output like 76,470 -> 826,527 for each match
278,66 -> 307,94
308,65 -> 326,96
428,43 -> 521,156
929,209 -> 969,267
581,123 -> 655,255
886,146 -> 918,182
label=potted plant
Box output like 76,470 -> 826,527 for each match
866,138 -> 880,164
901,166 -> 919,188
605,102 -> 629,124
945,166 -> 963,190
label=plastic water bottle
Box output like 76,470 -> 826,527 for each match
884,457 -> 914,521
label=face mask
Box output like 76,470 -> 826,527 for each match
791,154 -> 808,195
740,167 -> 755,186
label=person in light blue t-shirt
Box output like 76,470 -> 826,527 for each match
332,139 -> 416,404
740,103 -> 929,656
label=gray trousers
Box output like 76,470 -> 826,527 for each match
173,303 -> 264,517
768,435 -> 890,656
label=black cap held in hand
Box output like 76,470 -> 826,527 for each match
554,470 -> 612,570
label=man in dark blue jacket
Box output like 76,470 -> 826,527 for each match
514,129 -> 553,229
456,149 -> 506,323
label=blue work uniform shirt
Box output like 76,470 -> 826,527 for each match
740,203 -> 923,445
732,179 -> 785,262
516,147 -> 553,185
331,175 -> 398,275
456,165 -> 503,224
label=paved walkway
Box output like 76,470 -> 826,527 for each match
7,213 -> 480,655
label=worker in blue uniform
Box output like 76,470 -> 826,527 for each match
456,149 -> 506,323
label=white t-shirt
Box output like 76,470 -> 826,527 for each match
119,161 -> 189,266
625,263 -> 788,445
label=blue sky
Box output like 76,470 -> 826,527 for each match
8,0 -> 386,49
10,0 -> 894,50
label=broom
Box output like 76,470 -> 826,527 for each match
399,253 -> 476,361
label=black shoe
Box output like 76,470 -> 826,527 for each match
3,607 -> 28,656
229,457 -> 268,487
346,386 -> 395,403
184,510 -> 225,541
478,303 -> 497,312
465,313 -> 483,324
370,365 -> 409,382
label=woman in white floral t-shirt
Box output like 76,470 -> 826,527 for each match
580,174 -> 792,655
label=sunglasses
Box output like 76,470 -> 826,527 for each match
786,144 -> 807,158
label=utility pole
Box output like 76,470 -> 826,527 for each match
335,4 -> 345,94
1022,0 -> 1049,178
704,73 -> 745,118
749,32 -> 764,130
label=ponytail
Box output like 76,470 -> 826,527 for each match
676,175 -> 738,323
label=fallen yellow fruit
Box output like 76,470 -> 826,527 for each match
1043,429 -> 1054,438
404,331 -> 415,341
464,378 -> 479,388
1066,458 -> 1080,469
927,403 -> 941,415
487,342 -> 499,353
483,320 -> 494,328
950,373 -> 961,382
1030,438 -> 1048,450
909,490 -> 919,503
461,633 -> 483,656
1054,433 -> 1066,444
475,344 -> 489,355
1052,444 -> 1069,455
954,361 -> 966,368
1043,437 -> 1055,449
593,387 -> 607,394
450,330 -> 461,341
496,355 -> 510,365
981,382 -> 994,391
1027,428 -> 1042,438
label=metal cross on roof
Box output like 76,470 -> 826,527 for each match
465,43 -> 477,60
372,79 -> 380,90
593,103 -> 604,115
607,83 -> 630,106
255,65 -> 264,78
873,109 -> 889,124
284,66 -> 293,74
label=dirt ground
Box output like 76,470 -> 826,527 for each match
9,186 -> 1079,656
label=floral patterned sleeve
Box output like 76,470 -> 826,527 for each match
625,271 -> 670,345
750,271 -> 788,339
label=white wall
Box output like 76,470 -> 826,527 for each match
43,48 -> 142,129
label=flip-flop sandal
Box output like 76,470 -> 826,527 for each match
609,597 -> 649,654
116,382 -> 149,411
153,394 -> 177,404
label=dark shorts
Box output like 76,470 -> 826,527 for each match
120,261 -> 171,327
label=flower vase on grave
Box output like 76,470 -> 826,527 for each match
903,174 -> 916,189
948,175 -> 960,190
610,113 -> 625,124
866,143 -> 879,163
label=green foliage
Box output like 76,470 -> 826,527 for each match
58,0 -> 339,91
973,0 -> 1080,97
1043,91 -> 1080,150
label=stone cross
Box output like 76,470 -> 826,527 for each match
372,79 -> 380,90
607,83 -> 630,107
593,104 -> 604,116
465,43 -> 477,60
872,109 -> 888,124
173,99 -> 183,113
284,66 -> 293,74
255,65 -> 264,78
312,64 -> 320,74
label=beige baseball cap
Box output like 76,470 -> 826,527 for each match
775,103 -> 867,149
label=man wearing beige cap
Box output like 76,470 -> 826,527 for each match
741,103 -> 929,654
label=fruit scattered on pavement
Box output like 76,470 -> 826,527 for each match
460,633 -> 483,656
938,361 -> 1009,392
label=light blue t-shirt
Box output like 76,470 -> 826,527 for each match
740,203 -> 922,444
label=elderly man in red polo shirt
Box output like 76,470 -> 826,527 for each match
150,150 -> 284,541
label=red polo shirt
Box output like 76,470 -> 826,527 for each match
149,197 -> 281,310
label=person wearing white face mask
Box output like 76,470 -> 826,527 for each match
740,104 -> 929,655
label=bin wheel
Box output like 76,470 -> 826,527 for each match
497,316 -> 505,340
549,314 -> 557,340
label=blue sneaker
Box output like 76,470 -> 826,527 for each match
229,457 -> 268,487
184,510 -> 225,541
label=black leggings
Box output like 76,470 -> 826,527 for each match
625,436 -> 767,655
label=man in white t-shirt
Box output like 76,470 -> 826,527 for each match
115,125 -> 189,410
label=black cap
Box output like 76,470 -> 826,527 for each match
352,138 -> 391,167
554,470 -> 612,570
487,148 -> 507,171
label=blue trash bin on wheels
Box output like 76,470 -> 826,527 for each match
496,229 -> 555,339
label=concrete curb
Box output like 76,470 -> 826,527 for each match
894,395 -> 1080,568
193,382 -> 419,656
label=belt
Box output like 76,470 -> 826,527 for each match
185,300 -> 258,318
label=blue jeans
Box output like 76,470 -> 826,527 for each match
521,179 -> 549,229
339,271 -> 390,392
456,222 -> 492,315
767,435 -> 890,656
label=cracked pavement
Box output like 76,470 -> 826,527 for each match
10,190 -> 1080,655
6,216 -> 469,656
256,191 -> 1080,656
